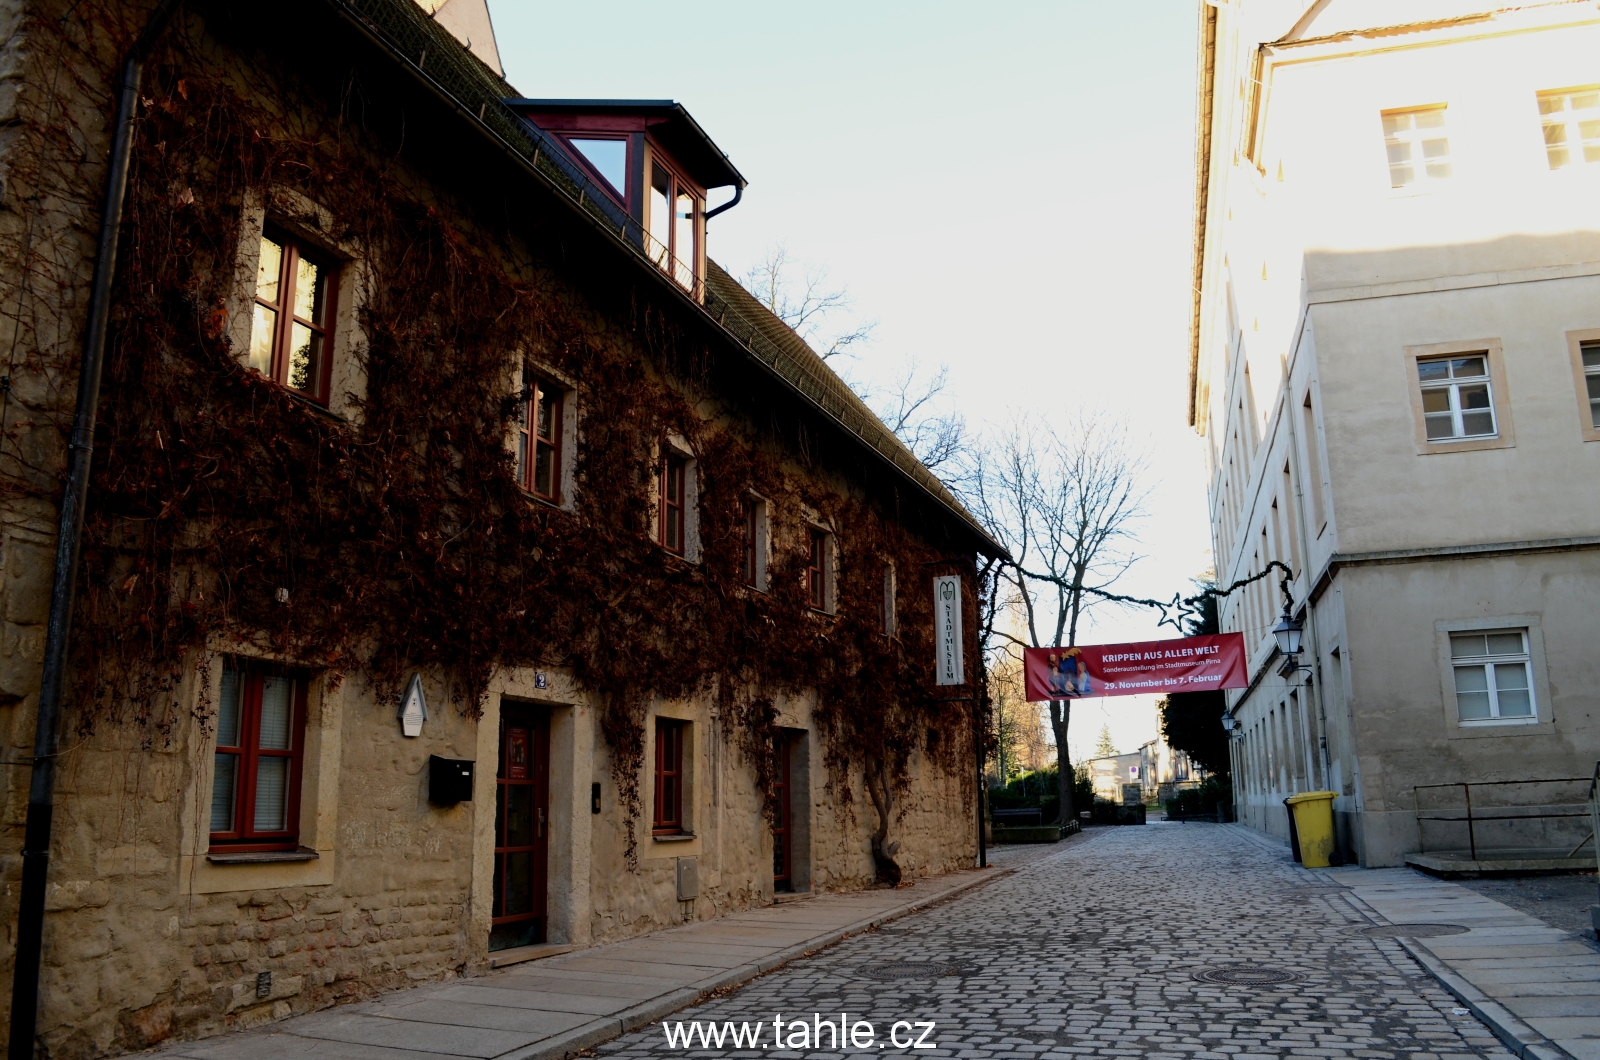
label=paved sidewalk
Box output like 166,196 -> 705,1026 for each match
1329,865 -> 1600,1060
154,863 -> 1007,1060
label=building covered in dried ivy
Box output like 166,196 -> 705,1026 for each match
0,0 -> 1004,1054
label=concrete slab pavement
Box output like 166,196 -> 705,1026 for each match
1328,864 -> 1600,1060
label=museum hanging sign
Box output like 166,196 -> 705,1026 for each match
1022,633 -> 1247,702
933,575 -> 965,686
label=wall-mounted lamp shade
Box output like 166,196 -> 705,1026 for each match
399,674 -> 428,738
1220,713 -> 1237,732
1272,611 -> 1304,657
570,138 -> 628,196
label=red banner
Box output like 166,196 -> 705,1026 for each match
1023,634 -> 1247,702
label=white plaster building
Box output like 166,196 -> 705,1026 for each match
1192,0 -> 1600,867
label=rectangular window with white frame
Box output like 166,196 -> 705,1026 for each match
1581,340 -> 1600,431
805,527 -> 836,614
741,495 -> 769,590
514,372 -> 565,503
655,440 -> 699,561
1450,630 -> 1536,723
1382,105 -> 1451,188
1418,353 -> 1495,440
1537,86 -> 1600,170
880,561 -> 896,636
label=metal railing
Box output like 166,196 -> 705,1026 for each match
1590,762 -> 1600,875
1415,777 -> 1593,861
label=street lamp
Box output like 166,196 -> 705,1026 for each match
1220,712 -> 1237,736
1271,607 -> 1304,656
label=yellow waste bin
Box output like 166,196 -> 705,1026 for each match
1286,791 -> 1339,868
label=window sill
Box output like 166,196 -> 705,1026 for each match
283,387 -> 350,424
1457,717 -> 1537,728
519,488 -> 566,511
651,832 -> 697,842
206,847 -> 320,864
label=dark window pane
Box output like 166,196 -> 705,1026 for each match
218,670 -> 242,747
507,785 -> 535,847
534,442 -> 554,497
211,754 -> 237,832
254,757 -> 289,831
536,387 -> 556,439
503,852 -> 533,915
288,324 -> 320,391
259,677 -> 294,750
293,257 -> 321,323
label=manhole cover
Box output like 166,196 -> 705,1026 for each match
860,961 -> 963,980
1349,923 -> 1469,939
1192,965 -> 1306,986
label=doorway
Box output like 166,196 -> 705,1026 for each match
773,731 -> 793,892
491,705 -> 549,951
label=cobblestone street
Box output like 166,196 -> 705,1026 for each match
601,824 -> 1518,1059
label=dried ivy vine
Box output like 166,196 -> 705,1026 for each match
43,11 -> 982,874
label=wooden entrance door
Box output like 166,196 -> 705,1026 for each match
772,733 -> 792,892
492,706 -> 549,951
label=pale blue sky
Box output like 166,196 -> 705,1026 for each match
488,1 -> 1206,761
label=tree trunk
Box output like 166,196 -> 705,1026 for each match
1049,700 -> 1075,827
864,757 -> 902,886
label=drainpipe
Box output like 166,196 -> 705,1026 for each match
8,2 -> 183,1056
703,182 -> 744,221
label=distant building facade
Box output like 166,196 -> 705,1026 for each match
1192,0 -> 1600,866
1086,736 -> 1198,804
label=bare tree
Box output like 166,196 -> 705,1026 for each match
742,244 -> 875,360
739,246 -> 968,474
967,414 -> 1149,827
867,360 -> 967,475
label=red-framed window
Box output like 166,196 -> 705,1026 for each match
562,135 -> 629,201
806,528 -> 828,611
646,161 -> 701,293
210,665 -> 307,851
248,232 -> 337,403
659,453 -> 687,554
741,498 -> 759,586
653,718 -> 686,835
515,374 -> 564,502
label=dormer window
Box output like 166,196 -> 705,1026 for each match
508,100 -> 738,301
568,137 -> 628,199
648,163 -> 700,293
